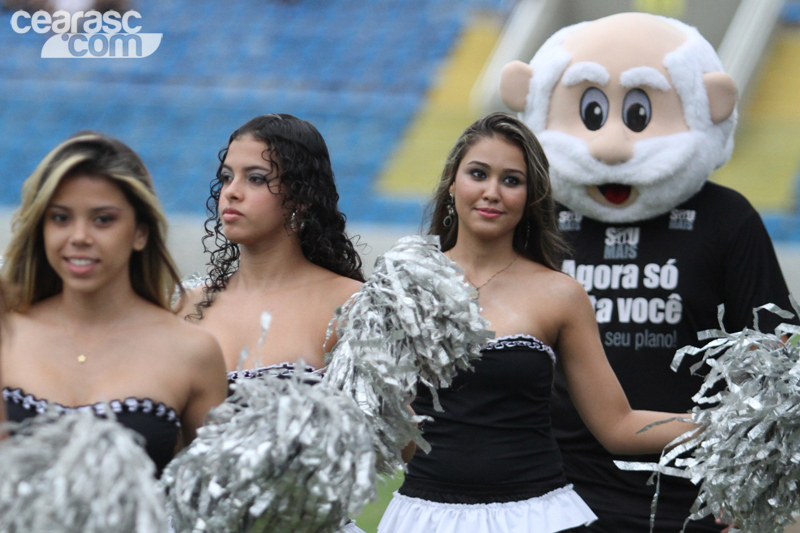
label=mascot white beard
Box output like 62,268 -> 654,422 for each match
508,15 -> 737,224
541,127 -> 723,223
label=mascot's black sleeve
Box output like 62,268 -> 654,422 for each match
721,192 -> 793,333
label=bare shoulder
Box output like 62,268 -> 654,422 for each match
514,260 -> 592,319
1,311 -> 33,346
329,274 -> 362,302
517,260 -> 585,298
148,307 -> 224,369
312,267 -> 362,307
174,317 -> 223,363
3,310 -> 30,330
3,298 -> 60,333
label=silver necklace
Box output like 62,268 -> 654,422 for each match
462,256 -> 518,297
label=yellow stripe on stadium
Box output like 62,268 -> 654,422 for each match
713,27 -> 800,211
633,0 -> 686,17
378,16 -> 502,197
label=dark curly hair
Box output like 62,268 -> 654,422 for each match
428,112 -> 569,270
193,114 -> 364,319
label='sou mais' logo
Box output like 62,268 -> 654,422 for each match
603,227 -> 640,260
10,10 -> 162,59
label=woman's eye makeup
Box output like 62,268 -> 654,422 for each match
220,169 -> 275,185
470,168 -> 487,179
49,212 -> 69,223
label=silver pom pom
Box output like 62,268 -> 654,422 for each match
323,235 -> 492,474
163,236 -> 491,528
162,373 -> 376,533
172,272 -> 208,308
0,411 -> 168,533
180,272 -> 207,292
617,299 -> 800,533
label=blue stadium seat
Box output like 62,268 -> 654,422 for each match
0,0 -> 512,224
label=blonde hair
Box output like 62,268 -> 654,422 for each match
2,132 -> 183,311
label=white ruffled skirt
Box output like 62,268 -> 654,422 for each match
377,485 -> 596,533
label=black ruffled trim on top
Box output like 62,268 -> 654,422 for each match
227,362 -> 322,385
485,334 -> 556,363
2,387 -> 180,426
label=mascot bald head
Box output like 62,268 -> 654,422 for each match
500,12 -> 738,223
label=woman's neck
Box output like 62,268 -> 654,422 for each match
57,279 -> 142,328
447,230 -> 517,271
234,235 -> 311,292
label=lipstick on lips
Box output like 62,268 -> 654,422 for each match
222,207 -> 244,222
475,207 -> 503,219
64,256 -> 97,276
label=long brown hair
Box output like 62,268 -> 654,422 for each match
427,112 -> 569,270
2,132 -> 183,311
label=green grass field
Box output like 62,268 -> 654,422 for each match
353,472 -> 404,532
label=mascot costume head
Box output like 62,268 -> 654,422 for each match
499,12 -> 738,223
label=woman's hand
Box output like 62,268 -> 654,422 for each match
401,403 -> 418,463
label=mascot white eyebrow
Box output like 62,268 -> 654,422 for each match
500,12 -> 737,223
500,12 -> 797,533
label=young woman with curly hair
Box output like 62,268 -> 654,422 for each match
183,114 -> 364,375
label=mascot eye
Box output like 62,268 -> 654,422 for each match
580,87 -> 608,131
622,89 -> 651,132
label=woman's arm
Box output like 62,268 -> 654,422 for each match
179,330 -> 228,446
555,277 -> 696,455
321,277 -> 363,354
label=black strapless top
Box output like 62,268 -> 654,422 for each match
2,387 -> 180,477
226,362 -> 322,396
226,362 -> 321,383
401,334 -> 568,504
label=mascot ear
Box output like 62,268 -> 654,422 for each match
500,60 -> 534,112
704,72 -> 737,124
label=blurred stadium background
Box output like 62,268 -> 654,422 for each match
1,0 -> 799,530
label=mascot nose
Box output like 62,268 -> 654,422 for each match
588,128 -> 634,165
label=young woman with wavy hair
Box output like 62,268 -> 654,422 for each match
379,113 -> 696,533
0,132 -> 227,475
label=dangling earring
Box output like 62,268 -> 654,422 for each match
524,219 -> 531,249
289,211 -> 298,232
443,194 -> 456,228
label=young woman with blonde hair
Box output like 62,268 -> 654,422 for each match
1,132 -> 227,475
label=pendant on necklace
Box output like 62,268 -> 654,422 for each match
77,354 -> 87,364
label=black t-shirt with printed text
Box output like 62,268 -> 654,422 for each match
552,182 -> 794,532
